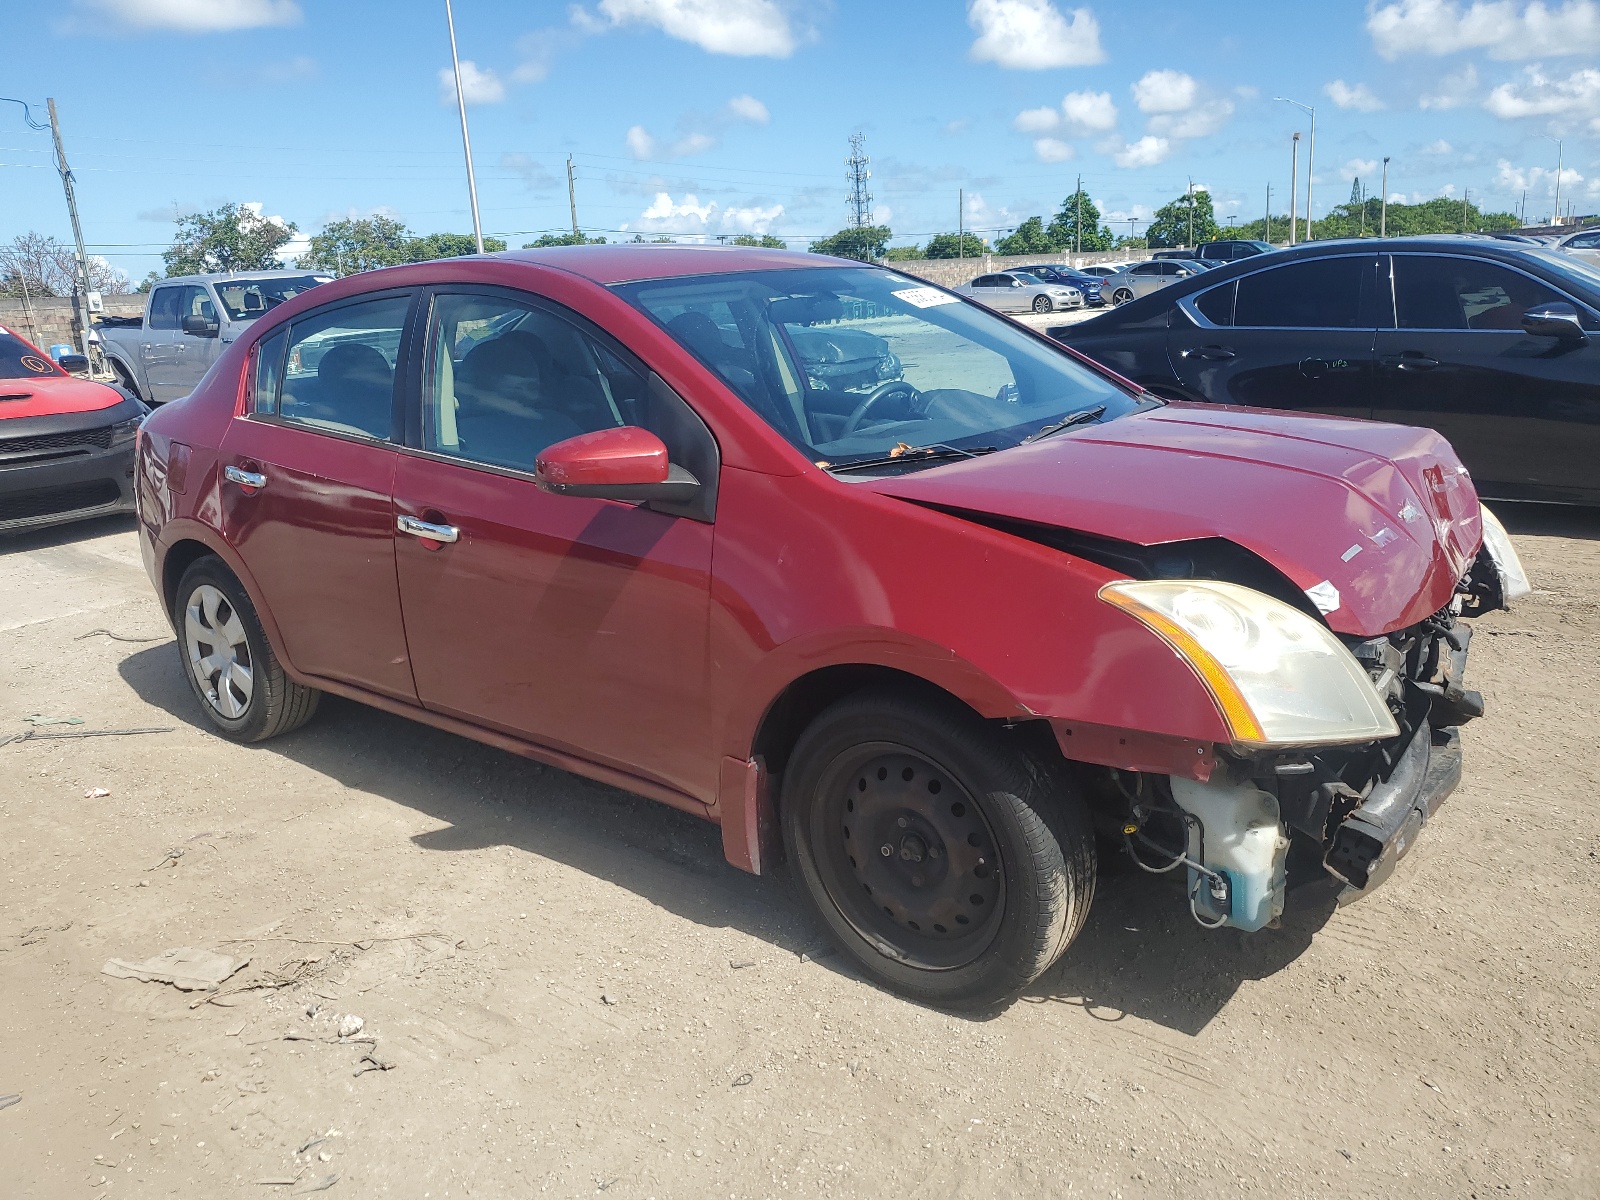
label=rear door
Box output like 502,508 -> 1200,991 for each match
142,285 -> 186,403
219,289 -> 420,700
1167,253 -> 1381,417
1371,253 -> 1600,500
391,286 -> 717,798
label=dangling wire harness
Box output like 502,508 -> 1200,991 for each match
1113,769 -> 1233,929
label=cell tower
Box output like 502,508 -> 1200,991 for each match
845,133 -> 873,228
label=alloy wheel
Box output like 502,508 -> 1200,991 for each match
183,583 -> 254,719
1112,287 -> 1135,305
1032,296 -> 1052,313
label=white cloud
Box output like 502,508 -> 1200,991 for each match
1014,106 -> 1062,133
719,202 -> 785,233
1425,137 -> 1454,152
83,0 -> 300,31
501,153 -> 559,191
1033,137 -> 1075,162
1148,97 -> 1233,139
1325,79 -> 1385,110
876,204 -> 894,224
967,0 -> 1106,69
1343,157 -> 1381,178
1061,89 -> 1119,132
1495,157 -> 1585,193
438,61 -> 505,106
581,0 -> 796,57
1484,65 -> 1600,117
626,191 -> 784,234
1132,69 -> 1198,114
1420,62 -> 1479,107
1367,0 -> 1600,61
1114,135 -> 1172,168
726,93 -> 769,123
625,125 -> 717,159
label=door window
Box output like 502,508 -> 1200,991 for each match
420,292 -> 632,473
253,328 -> 288,415
279,293 -> 409,439
1565,232 -> 1600,249
1131,263 -> 1163,276
1234,257 -> 1375,328
1194,281 -> 1236,326
148,287 -> 182,330
1393,255 -> 1566,331
179,285 -> 217,329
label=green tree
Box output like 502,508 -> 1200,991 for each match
993,216 -> 1054,256
730,233 -> 788,248
1113,234 -> 1148,250
299,215 -> 411,274
1145,188 -> 1218,248
162,203 -> 297,275
882,244 -> 925,260
408,232 -> 507,260
522,231 -> 608,248
1046,190 -> 1113,252
136,271 -> 161,293
924,232 -> 986,258
809,225 -> 891,261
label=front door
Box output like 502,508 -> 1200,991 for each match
142,285 -> 186,404
1168,253 -> 1381,418
392,287 -> 716,798
219,290 -> 419,700
1371,253 -> 1600,501
173,284 -> 223,398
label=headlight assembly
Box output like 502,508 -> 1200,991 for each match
109,415 -> 144,447
1099,579 -> 1399,747
1478,504 -> 1531,602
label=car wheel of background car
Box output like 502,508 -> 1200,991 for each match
1032,296 -> 1053,313
173,557 -> 320,742
781,690 -> 1095,1009
1112,288 -> 1135,306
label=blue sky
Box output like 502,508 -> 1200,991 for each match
5,0 -> 1600,284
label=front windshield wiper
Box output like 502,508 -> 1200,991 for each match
1021,404 -> 1108,443
825,443 -> 999,473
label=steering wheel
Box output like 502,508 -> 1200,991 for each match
840,381 -> 926,438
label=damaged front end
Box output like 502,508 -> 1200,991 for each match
1091,507 -> 1529,931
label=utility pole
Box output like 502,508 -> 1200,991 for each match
1289,132 -> 1301,246
1520,188 -> 1527,227
845,133 -> 873,229
1275,96 -> 1316,241
46,98 -> 95,363
958,188 -> 964,259
1186,176 -> 1195,248
1380,156 -> 1390,237
1074,174 -> 1082,256
1462,187 -> 1470,233
1544,135 -> 1563,227
566,156 -> 580,237
444,0 -> 484,254
1265,182 -> 1272,243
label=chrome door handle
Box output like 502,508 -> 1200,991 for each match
224,465 -> 267,489
397,514 -> 459,544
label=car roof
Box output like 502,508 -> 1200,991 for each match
492,243 -> 851,285
154,269 -> 329,286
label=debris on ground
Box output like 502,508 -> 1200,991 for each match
2,725 -> 175,747
146,848 -> 184,871
74,629 -> 167,643
0,1094 -> 20,1111
354,1050 -> 393,1077
102,948 -> 250,992
25,713 -> 83,726
292,1173 -> 339,1194
84,787 -> 111,799
336,1014 -> 364,1038
600,993 -> 618,1006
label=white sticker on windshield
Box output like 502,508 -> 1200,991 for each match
892,287 -> 959,309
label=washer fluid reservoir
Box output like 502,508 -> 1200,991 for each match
1168,774 -> 1289,932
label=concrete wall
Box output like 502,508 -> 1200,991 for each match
0,293 -> 145,350
886,248 -> 1153,288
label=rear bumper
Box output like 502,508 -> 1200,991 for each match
1324,723 -> 1462,903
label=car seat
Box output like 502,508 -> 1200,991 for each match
316,342 -> 394,437
453,332 -> 585,468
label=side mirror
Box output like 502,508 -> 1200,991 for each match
535,426 -> 700,505
182,314 -> 219,337
56,352 -> 90,374
1522,302 -> 1586,341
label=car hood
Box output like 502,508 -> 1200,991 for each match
0,373 -> 127,419
864,402 -> 1483,637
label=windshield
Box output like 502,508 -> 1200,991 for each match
213,275 -> 331,321
616,266 -> 1142,471
0,327 -> 63,381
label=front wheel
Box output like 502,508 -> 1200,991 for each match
782,691 -> 1095,1009
1111,287 -> 1135,306
1031,295 -> 1053,313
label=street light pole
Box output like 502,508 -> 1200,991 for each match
1380,156 -> 1390,237
444,0 -> 485,254
1543,135 -> 1563,227
1289,132 -> 1301,246
1275,97 -> 1316,241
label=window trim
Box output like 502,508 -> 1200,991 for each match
1384,251 -> 1600,334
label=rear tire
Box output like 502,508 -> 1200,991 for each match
781,690 -> 1095,1009
173,557 -> 320,742
1032,295 -> 1053,313
1112,287 -> 1135,306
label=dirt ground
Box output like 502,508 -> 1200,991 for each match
2,505 -> 1596,1200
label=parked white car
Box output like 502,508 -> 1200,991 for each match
954,271 -> 1083,314
1553,227 -> 1600,267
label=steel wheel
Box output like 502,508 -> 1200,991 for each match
183,583 -> 254,719
1112,287 -> 1135,305
810,743 -> 1005,970
1032,295 -> 1052,313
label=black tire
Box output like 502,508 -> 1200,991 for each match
781,690 -> 1095,1009
1032,295 -> 1053,313
172,557 -> 320,742
110,361 -> 145,404
1111,287 -> 1135,306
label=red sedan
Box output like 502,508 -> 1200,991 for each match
135,246 -> 1526,1007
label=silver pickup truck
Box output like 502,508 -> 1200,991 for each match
98,270 -> 331,405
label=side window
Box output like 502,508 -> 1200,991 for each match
279,293 -> 409,439
1234,257 -> 1374,329
1194,281 -> 1236,326
1131,263 -> 1160,276
148,287 -> 182,330
1394,256 -> 1566,331
421,292 -> 627,473
972,275 -> 999,288
1568,232 -> 1600,249
252,328 -> 287,415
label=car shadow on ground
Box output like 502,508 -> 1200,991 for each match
118,644 -> 1332,1036
1494,501 -> 1600,541
0,513 -> 135,555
